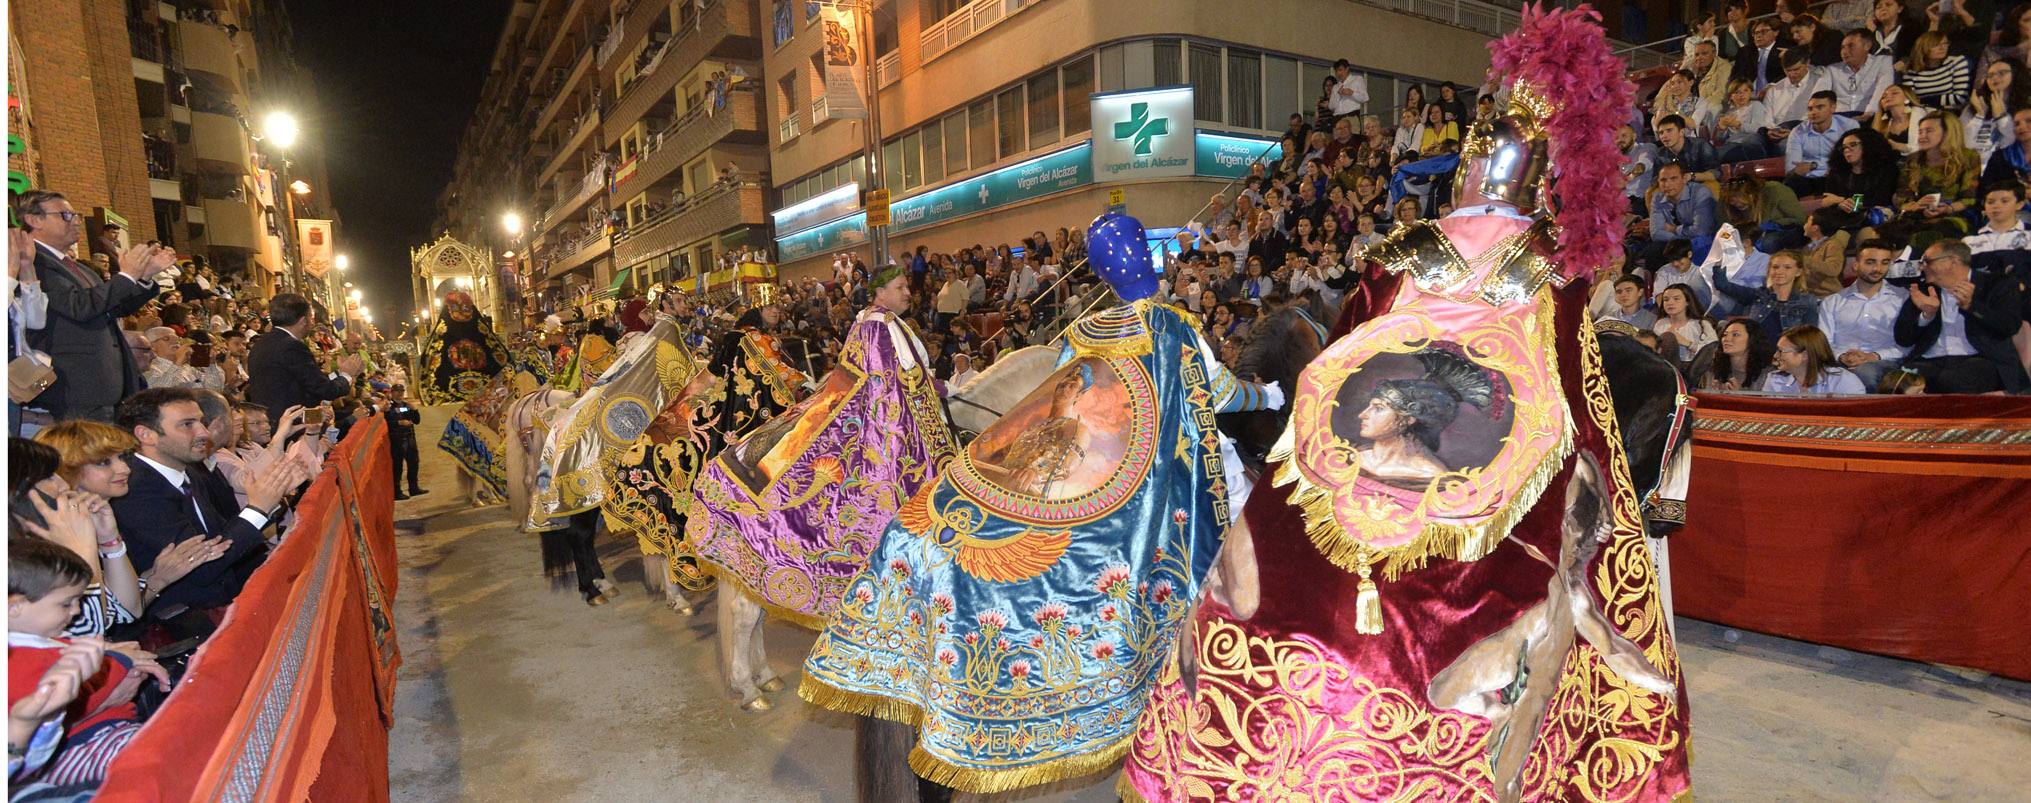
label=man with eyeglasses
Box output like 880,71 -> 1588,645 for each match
14,191 -> 178,422
1894,239 -> 2029,394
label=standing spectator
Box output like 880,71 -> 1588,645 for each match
1895,238 -> 2030,392
385,385 -> 425,499
1714,248 -> 1821,342
1828,29 -> 1895,118
10,226 -> 49,437
1821,239 -> 1910,388
1902,32 -> 1972,109
1647,163 -> 1720,264
1434,82 -> 1469,126
16,191 -> 175,422
1328,59 -> 1368,121
1764,324 -> 1869,393
245,294 -> 360,427
1701,316 -> 1777,391
1786,92 -> 1860,196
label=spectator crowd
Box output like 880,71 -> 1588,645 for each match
8,189 -> 419,794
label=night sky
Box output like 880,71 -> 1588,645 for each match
285,1 -> 509,331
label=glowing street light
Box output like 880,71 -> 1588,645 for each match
335,254 -> 350,272
348,289 -> 363,303
263,112 -> 300,149
289,180 -> 312,195
502,212 -> 524,236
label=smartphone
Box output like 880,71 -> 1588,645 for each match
303,407 -> 326,426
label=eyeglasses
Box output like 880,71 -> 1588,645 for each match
29,208 -> 80,223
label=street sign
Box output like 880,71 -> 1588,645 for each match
1106,187 -> 1126,214
865,188 -> 890,227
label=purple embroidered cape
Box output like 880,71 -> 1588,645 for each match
687,308 -> 957,627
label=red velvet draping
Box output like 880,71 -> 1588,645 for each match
98,420 -> 402,801
1673,393 -> 2031,681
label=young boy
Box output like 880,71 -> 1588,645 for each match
1964,183 -> 2031,254
8,538 -> 145,787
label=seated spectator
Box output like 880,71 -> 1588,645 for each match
1785,91 -> 1860,195
1894,238 -> 2030,392
1618,124 -> 1659,215
140,327 -> 200,389
1980,107 -> 2031,189
949,352 -> 979,386
1821,238 -> 1910,388
1651,70 -> 1706,136
1765,49 -> 1826,132
1864,0 -> 1918,64
1701,316 -> 1777,390
1651,239 -> 1715,309
1873,84 -> 1926,155
1652,283 -> 1720,362
1814,127 -> 1901,231
1590,253 -> 1632,321
1390,108 -> 1422,159
109,388 -> 305,613
1961,58 -> 2025,164
1731,18 -> 1785,92
1828,29 -> 1894,119
1986,4 -> 2031,68
1967,182 -> 2031,254
1689,39 -> 1734,110
1655,114 -> 1721,183
1714,248 -> 1821,341
1722,175 -> 1808,253
1880,110 -> 1980,244
1786,15 -> 1844,67
1901,31 -> 1971,109
1417,103 -> 1459,155
1764,324 -> 1869,393
1712,79 -> 1775,162
1800,209 -> 1854,296
1600,275 -> 1659,329
1646,162 -> 1720,265
1878,366 -> 1929,393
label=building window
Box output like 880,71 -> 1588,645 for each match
1264,55 -> 1299,132
996,86 -> 1024,159
1302,61 -> 1335,120
687,158 -> 711,195
1062,56 -> 1093,135
1226,49 -> 1262,130
922,123 -> 945,184
1026,72 -> 1059,150
925,0 -> 966,25
1189,43 -> 1222,121
1153,39 -> 1182,87
967,99 -> 995,168
942,112 -> 968,175
901,130 -> 924,189
883,139 -> 905,194
777,73 -> 799,125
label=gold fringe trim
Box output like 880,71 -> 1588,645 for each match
697,560 -> 833,631
1267,294 -> 1576,586
1115,774 -> 1153,803
799,675 -> 1130,794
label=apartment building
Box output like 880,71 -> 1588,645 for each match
436,0 -> 770,327
12,0 -> 330,300
763,0 -> 1525,279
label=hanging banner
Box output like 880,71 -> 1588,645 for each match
298,218 -> 335,278
818,3 -> 868,121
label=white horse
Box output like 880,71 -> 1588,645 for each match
503,388 -> 577,533
716,344 -> 1064,711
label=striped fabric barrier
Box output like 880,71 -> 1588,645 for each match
98,419 -> 401,801
1673,392 -> 2031,680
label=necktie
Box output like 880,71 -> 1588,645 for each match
180,478 -> 211,534
61,256 -> 98,286
1755,50 -> 1769,93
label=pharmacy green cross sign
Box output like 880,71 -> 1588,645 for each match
1113,102 -> 1169,156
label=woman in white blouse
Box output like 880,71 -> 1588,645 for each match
1651,284 -> 1719,363
1962,58 -> 2024,164
1762,325 -> 1868,395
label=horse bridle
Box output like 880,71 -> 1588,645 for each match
946,395 -> 1004,417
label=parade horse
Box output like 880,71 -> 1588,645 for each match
851,326 -> 1692,802
1217,302 -> 1330,472
711,343 -> 1063,711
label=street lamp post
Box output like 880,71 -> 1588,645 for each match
263,112 -> 303,298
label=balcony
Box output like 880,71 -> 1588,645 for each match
920,0 -> 1043,64
201,197 -> 258,249
536,107 -> 601,185
613,178 -> 765,269
600,0 -> 665,78
604,0 -> 756,138
545,227 -> 612,277
615,86 -> 761,194
530,46 -> 596,137
877,51 -> 898,88
538,164 -> 610,236
178,19 -> 241,86
189,110 -> 250,170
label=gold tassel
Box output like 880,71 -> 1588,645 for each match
1355,575 -> 1383,634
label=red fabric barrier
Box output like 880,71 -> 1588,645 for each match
1673,393 -> 2031,681
98,420 -> 401,801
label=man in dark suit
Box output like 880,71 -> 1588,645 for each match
1895,239 -> 2029,394
384,384 -> 426,499
110,388 -> 305,612
16,190 -> 176,422
245,293 -> 362,426
1730,19 -> 1786,95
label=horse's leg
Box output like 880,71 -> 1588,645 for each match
856,715 -> 953,803
717,589 -> 769,710
746,596 -> 783,693
643,554 -> 668,596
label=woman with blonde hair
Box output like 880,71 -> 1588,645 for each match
1873,84 -> 1926,155
1883,110 -> 1981,242
1720,174 -> 1808,252
1901,31 -> 1971,110
1712,248 -> 1820,341
1763,324 -> 1867,394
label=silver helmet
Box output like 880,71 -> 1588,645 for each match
1453,82 -> 1554,214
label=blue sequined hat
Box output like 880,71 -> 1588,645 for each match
1087,212 -> 1159,302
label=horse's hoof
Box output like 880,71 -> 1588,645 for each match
758,677 -> 786,693
669,601 -> 696,617
739,695 -> 773,712
595,579 -> 620,597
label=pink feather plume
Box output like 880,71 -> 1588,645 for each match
1486,3 -> 1632,283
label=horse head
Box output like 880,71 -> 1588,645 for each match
945,345 -> 1061,442
1216,303 -> 1327,470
